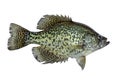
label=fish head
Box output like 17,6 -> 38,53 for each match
83,34 -> 110,55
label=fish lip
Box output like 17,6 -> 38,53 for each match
106,41 -> 110,46
102,36 -> 110,46
98,38 -> 110,49
104,38 -> 110,46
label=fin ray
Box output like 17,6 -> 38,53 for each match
8,23 -> 30,50
32,46 -> 68,63
37,15 -> 72,31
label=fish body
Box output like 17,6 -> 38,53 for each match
8,15 -> 109,69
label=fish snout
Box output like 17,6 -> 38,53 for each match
102,36 -> 110,46
98,35 -> 110,48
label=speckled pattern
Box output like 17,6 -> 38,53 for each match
8,15 -> 109,69
28,22 -> 98,58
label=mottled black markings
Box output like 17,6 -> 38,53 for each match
48,44 -> 51,46
28,24 -> 87,58
48,37 -> 52,40
45,39 -> 48,43
53,39 -> 55,42
64,38 -> 69,41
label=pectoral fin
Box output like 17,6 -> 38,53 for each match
76,56 -> 86,70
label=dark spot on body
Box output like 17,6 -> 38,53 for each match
61,46 -> 64,49
42,36 -> 45,38
63,43 -> 66,46
64,38 -> 69,41
48,44 -> 51,46
35,37 -> 38,39
53,39 -> 55,42
49,37 -> 52,40
66,50 -> 69,52
58,40 -> 61,43
72,38 -> 74,42
72,35 -> 75,38
45,40 -> 48,43
61,37 -> 63,39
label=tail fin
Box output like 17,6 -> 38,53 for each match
8,23 -> 30,50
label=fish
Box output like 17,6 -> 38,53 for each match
8,15 -> 110,70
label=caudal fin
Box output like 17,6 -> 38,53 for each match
8,23 -> 30,50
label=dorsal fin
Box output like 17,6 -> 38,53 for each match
37,15 -> 72,31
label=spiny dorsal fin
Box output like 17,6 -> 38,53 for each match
37,15 -> 72,31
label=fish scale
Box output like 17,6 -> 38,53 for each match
28,24 -> 91,57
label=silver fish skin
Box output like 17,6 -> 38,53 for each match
8,15 -> 110,70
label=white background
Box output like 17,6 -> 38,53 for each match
0,0 -> 119,80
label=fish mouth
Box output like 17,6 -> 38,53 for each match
99,37 -> 110,48
103,37 -> 110,46
106,41 -> 110,46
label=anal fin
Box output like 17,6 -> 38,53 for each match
32,46 -> 68,64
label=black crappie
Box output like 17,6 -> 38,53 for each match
8,15 -> 110,70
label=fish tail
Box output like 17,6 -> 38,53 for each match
8,23 -> 30,50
